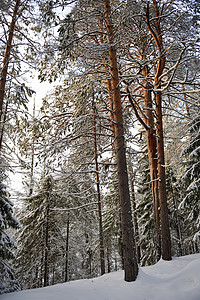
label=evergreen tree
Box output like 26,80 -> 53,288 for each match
16,175 -> 64,289
180,114 -> 200,252
136,154 -> 156,266
166,168 -> 185,257
0,158 -> 20,294
103,171 -> 123,272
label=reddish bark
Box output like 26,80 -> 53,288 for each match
0,0 -> 20,150
155,90 -> 171,260
141,61 -> 161,260
146,0 -> 171,260
104,0 -> 138,281
0,0 -> 20,120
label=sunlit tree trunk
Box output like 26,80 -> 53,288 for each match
155,90 -> 171,260
146,0 -> 171,260
104,0 -> 138,281
0,0 -> 20,150
100,19 -> 124,269
141,61 -> 161,260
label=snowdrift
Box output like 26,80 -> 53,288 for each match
1,254 -> 200,300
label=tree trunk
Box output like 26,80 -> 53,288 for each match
128,160 -> 141,263
44,203 -> 50,287
40,252 -> 44,287
0,0 -> 20,127
64,219 -> 70,282
0,99 -> 8,150
92,97 -> 105,276
104,0 -> 138,282
106,245 -> 111,273
155,90 -> 171,260
182,84 -> 190,117
146,0 -> 172,261
171,192 -> 183,257
141,61 -> 161,260
29,96 -> 36,196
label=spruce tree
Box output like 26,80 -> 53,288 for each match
136,155 -> 156,266
180,115 -> 200,252
16,175 -> 64,289
0,158 -> 20,294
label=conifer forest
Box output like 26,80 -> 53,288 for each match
0,0 -> 200,294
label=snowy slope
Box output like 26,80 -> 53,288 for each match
1,254 -> 200,300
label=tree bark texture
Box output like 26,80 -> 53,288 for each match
146,0 -> 171,261
0,0 -> 20,125
104,0 -> 138,282
155,90 -> 171,260
141,61 -> 161,260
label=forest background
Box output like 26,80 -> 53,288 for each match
0,0 -> 200,294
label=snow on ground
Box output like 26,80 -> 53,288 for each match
1,254 -> 200,300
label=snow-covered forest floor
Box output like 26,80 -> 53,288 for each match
1,254 -> 200,300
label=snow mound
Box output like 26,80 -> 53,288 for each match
1,254 -> 200,300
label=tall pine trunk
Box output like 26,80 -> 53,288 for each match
0,0 -> 20,150
155,90 -> 171,260
104,0 -> 138,282
141,61 -> 161,260
146,0 -> 171,261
